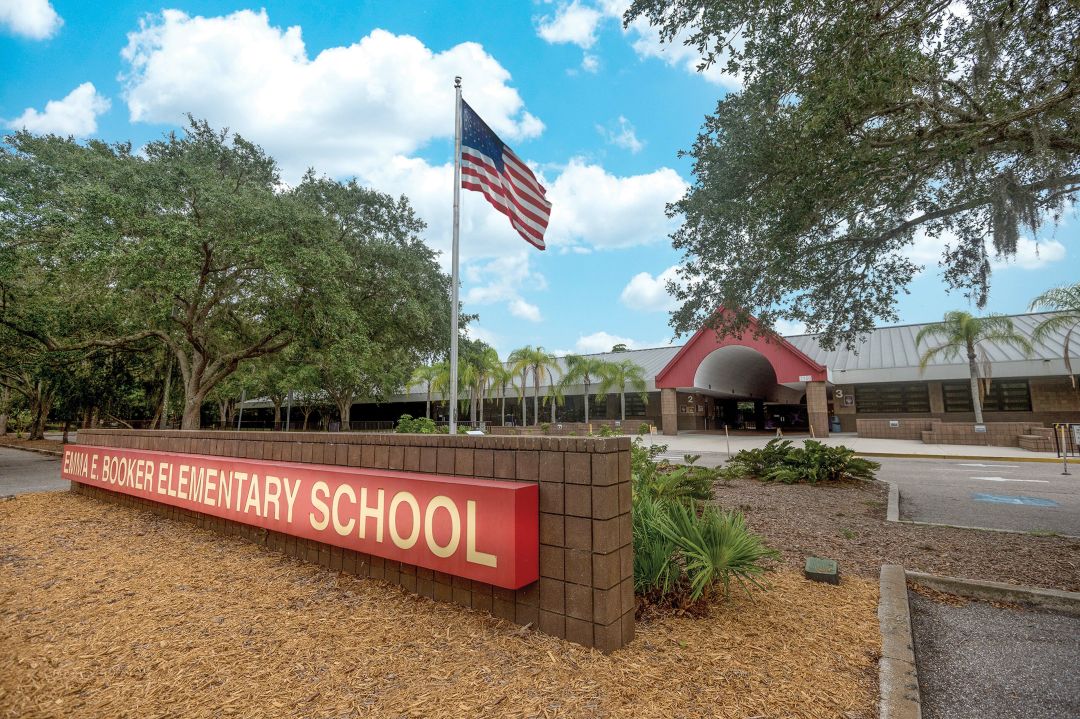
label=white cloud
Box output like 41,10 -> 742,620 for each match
991,237 -> 1066,270
574,330 -> 673,353
545,159 -> 687,250
597,116 -> 644,153
121,10 -> 543,180
0,0 -> 62,40
464,323 -> 503,355
6,82 -> 110,136
581,53 -> 600,73
463,253 -> 546,322
509,298 -> 543,322
536,1 -> 741,88
537,1 -> 604,49
620,265 -> 681,311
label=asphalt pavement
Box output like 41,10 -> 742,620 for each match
876,457 -> 1080,536
0,447 -> 68,496
910,592 -> 1080,719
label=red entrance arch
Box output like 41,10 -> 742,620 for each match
654,316 -> 831,436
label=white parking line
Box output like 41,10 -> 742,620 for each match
958,463 -> 1020,468
970,476 -> 1050,483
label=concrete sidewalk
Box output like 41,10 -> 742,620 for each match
640,431 -> 1066,461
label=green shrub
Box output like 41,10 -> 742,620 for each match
395,414 -> 437,434
656,501 -> 776,600
631,437 -> 775,610
724,439 -> 879,484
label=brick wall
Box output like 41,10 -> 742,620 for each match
72,430 -> 635,652
856,418 -> 941,441
920,421 -> 1045,447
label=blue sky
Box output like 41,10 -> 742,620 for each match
2,0 -> 1076,357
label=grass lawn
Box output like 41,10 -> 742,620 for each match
1,491 -> 879,719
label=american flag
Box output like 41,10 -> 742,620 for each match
460,100 -> 551,250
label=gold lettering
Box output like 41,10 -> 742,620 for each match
424,496 -> 460,559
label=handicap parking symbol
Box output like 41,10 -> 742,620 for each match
972,493 -> 1059,507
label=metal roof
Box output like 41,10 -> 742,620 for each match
784,311 -> 1075,383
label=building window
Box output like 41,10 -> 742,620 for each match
942,380 -> 1032,412
623,393 -> 648,418
854,382 -> 931,413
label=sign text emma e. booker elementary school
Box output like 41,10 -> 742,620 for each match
62,445 -> 538,589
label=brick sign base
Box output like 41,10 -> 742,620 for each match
71,430 -> 635,652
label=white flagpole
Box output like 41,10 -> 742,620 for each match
449,76 -> 463,435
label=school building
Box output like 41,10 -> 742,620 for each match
352,311 -> 1080,448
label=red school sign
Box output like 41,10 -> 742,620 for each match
62,445 -> 538,589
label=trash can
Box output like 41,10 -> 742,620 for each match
829,416 -> 841,433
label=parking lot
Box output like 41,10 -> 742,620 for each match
876,457 -> 1080,536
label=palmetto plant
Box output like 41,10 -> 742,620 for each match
508,345 -> 559,426
597,358 -> 649,421
1029,282 -> 1080,389
915,311 -> 1032,424
560,355 -> 609,424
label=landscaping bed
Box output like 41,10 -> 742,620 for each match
714,477 -> 1080,591
1,491 -> 879,719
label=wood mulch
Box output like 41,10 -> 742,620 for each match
715,478 -> 1080,592
1,491 -> 879,719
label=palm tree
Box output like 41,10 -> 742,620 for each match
508,345 -> 559,426
916,311 -> 1033,424
490,364 -> 516,426
1029,282 -> 1080,388
597,358 -> 649,422
410,364 -> 439,419
543,367 -> 566,423
430,361 -> 453,419
469,347 -> 502,426
560,355 -> 609,424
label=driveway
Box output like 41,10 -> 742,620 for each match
910,592 -> 1080,719
876,457 -> 1080,536
0,447 -> 68,496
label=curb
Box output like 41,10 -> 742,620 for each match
906,571 -> 1080,616
0,444 -> 63,458
886,481 -> 900,522
856,451 -> 1062,463
878,565 -> 922,719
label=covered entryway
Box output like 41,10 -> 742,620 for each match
655,317 -> 832,436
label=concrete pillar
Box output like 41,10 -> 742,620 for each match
661,388 -> 678,436
806,381 -> 829,437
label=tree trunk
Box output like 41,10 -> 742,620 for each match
272,399 -> 283,431
584,382 -> 590,425
338,397 -> 351,429
158,355 -> 173,429
218,401 -> 228,429
533,373 -> 540,426
501,388 -> 506,426
425,386 -> 431,419
620,391 -> 626,422
28,387 -> 53,440
302,408 -> 312,431
0,385 -> 9,435
181,389 -> 206,430
61,419 -> 71,444
968,351 -> 984,424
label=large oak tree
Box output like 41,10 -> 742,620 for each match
1,120 -> 451,428
626,0 -> 1079,347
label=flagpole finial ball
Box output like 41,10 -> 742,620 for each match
454,76 -> 462,88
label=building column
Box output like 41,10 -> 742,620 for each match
806,381 -> 829,437
661,388 -> 678,436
